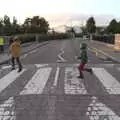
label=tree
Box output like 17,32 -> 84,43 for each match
12,16 -> 20,34
116,22 -> 120,33
81,26 -> 87,35
86,17 -> 96,34
0,18 -> 3,35
96,27 -> 105,35
23,16 -> 49,33
106,19 -> 118,34
13,16 -> 17,25
23,17 -> 32,33
38,17 -> 49,33
3,15 -> 12,35
0,15 -> 50,35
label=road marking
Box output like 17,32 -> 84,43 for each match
53,67 -> 60,87
1,65 -> 11,70
21,54 -> 28,59
103,64 -> 114,67
35,64 -> 49,68
0,69 -> 25,93
57,41 -> 67,62
0,97 -> 16,120
64,67 -> 87,94
86,96 -> 120,120
57,50 -> 67,62
20,67 -> 52,95
29,49 -> 37,54
104,60 -> 112,63
92,68 -> 120,94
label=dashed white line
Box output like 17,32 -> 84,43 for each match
29,49 -> 37,54
53,67 -> 60,87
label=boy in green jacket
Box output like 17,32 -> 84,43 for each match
77,43 -> 92,79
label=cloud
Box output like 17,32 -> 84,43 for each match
43,13 -> 119,27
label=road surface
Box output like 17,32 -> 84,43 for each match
0,38 -> 120,120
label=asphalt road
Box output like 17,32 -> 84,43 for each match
0,39 -> 120,120
21,39 -> 116,64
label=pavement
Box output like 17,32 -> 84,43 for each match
88,40 -> 120,63
0,41 -> 49,65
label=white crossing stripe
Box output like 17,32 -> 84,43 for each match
64,67 -> 87,94
53,67 -> 60,87
0,69 -> 26,93
0,97 -> 16,120
86,96 -> 120,120
20,67 -> 52,95
1,65 -> 11,70
92,68 -> 120,94
35,64 -> 49,68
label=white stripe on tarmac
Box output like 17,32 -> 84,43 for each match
53,67 -> 60,87
0,97 -> 16,120
86,96 -> 120,120
1,65 -> 11,70
92,68 -> 120,94
21,54 -> 28,59
20,67 -> 52,95
64,67 -> 87,94
29,49 -> 37,54
35,64 -> 49,68
0,69 -> 25,93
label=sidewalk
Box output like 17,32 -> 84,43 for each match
0,41 -> 48,65
88,40 -> 120,63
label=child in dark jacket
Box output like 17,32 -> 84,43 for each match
77,43 -> 92,79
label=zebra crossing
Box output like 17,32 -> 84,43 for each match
0,64 -> 120,96
0,64 -> 120,120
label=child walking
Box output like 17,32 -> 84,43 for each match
77,43 -> 92,79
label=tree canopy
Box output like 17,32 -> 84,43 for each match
0,15 -> 49,35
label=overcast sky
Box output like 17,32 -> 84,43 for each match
0,0 -> 120,27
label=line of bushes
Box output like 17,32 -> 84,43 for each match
37,33 -> 70,42
14,33 -> 71,44
92,35 -> 115,44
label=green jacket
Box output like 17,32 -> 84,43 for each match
78,43 -> 88,63
80,49 -> 88,63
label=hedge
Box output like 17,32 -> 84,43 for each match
93,35 -> 115,44
7,33 -> 71,45
37,33 -> 70,42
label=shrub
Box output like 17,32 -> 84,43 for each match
18,34 -> 36,44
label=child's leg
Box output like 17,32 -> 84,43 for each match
78,63 -> 86,78
84,64 -> 93,74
